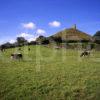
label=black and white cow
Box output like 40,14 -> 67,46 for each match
80,50 -> 90,57
11,53 -> 23,60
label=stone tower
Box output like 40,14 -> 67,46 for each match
72,24 -> 77,29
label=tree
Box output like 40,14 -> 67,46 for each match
3,42 -> 12,48
0,42 -> 13,51
16,37 -> 27,46
28,41 -> 37,45
48,36 -> 62,45
93,31 -> 100,44
36,35 -> 49,45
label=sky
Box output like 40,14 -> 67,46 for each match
0,0 -> 100,44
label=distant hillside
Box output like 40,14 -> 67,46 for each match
93,31 -> 100,44
49,25 -> 92,42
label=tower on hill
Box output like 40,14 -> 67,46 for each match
49,24 -> 92,42
72,24 -> 77,30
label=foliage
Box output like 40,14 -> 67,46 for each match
36,35 -> 49,45
93,31 -> 100,44
16,37 -> 28,46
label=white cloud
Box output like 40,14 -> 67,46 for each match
0,40 -> 7,45
36,29 -> 46,35
17,33 -> 33,38
27,38 -> 34,42
17,33 -> 37,42
27,37 -> 37,42
9,39 -> 16,44
49,21 -> 61,27
22,22 -> 36,29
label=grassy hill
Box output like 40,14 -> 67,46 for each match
0,45 -> 100,100
50,27 -> 92,42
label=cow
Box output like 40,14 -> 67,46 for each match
11,53 -> 23,60
28,48 -> 30,51
80,50 -> 90,57
54,46 -> 60,49
18,48 -> 21,51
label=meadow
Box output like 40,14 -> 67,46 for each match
0,45 -> 100,100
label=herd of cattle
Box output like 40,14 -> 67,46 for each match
0,47 -> 91,60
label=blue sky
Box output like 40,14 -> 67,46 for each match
0,0 -> 100,44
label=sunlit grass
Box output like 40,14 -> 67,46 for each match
0,45 -> 100,100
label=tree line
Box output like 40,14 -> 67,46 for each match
0,31 -> 100,50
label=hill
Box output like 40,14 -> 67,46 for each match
49,25 -> 92,42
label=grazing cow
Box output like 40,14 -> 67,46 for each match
54,46 -> 60,49
28,48 -> 30,51
80,50 -> 90,57
18,48 -> 21,51
11,53 -> 23,60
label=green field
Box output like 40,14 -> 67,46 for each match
0,46 -> 100,100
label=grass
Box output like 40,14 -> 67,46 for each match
0,45 -> 100,100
